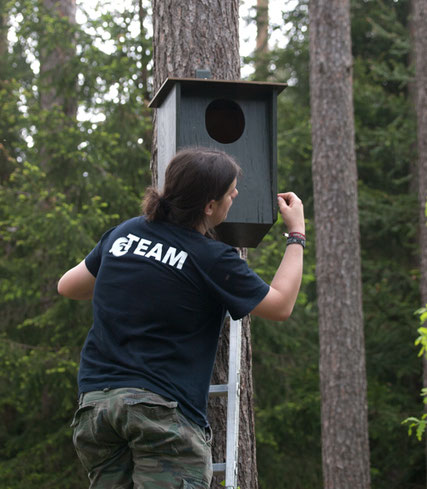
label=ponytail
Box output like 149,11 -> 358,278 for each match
143,187 -> 171,222
141,147 -> 241,230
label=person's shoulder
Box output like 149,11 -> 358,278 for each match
196,236 -> 241,265
114,216 -> 145,231
95,216 -> 145,244
204,236 -> 235,253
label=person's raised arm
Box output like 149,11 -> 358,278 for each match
251,192 -> 305,321
57,259 -> 96,300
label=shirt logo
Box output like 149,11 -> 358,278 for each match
109,237 -> 132,257
109,233 -> 188,270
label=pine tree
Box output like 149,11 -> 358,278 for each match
309,0 -> 371,487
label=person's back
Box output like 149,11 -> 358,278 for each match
58,147 -> 305,489
79,216 -> 268,427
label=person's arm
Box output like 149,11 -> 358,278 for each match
251,192 -> 305,321
57,259 -> 96,300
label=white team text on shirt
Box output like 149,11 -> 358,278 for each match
109,233 -> 188,270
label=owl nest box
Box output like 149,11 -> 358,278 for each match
149,77 -> 287,248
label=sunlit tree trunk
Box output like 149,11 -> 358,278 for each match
412,0 -> 427,486
151,2 -> 258,488
309,0 -> 371,488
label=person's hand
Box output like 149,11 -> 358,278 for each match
277,192 -> 305,234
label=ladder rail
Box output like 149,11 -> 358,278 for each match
225,317 -> 242,489
209,316 -> 242,489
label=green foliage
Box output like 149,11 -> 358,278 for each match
0,0 -> 152,486
353,3 -> 423,484
402,306 -> 427,442
401,195 -> 427,447
414,307 -> 427,358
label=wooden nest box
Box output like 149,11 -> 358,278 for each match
149,77 -> 287,248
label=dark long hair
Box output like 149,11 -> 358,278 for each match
143,147 -> 241,231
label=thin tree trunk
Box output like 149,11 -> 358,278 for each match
39,0 -> 77,115
255,0 -> 269,79
408,0 -> 418,195
38,0 -> 77,173
0,8 -> 12,182
137,0 -> 150,103
0,9 -> 7,72
413,0 -> 427,343
412,1 -> 427,486
151,2 -> 258,488
308,1 -> 371,488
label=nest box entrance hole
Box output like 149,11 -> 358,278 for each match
205,99 -> 245,144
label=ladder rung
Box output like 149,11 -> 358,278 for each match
213,462 -> 226,474
209,384 -> 228,396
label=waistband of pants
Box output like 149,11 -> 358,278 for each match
78,387 -> 148,407
77,387 -> 211,434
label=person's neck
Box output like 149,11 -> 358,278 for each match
196,218 -> 212,236
196,223 -> 207,235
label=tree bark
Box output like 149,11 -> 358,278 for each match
255,0 -> 269,79
308,1 -> 371,488
151,2 -> 258,488
412,1 -> 427,486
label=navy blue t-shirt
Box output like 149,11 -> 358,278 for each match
79,216 -> 269,427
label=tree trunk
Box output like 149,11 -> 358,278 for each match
255,0 -> 269,79
308,1 -> 371,488
412,0 -> 427,486
38,0 -> 77,174
0,9 -> 7,74
151,2 -> 258,488
0,8 -> 13,181
39,0 -> 77,115
413,0 -> 427,349
408,0 -> 418,195
137,0 -> 150,103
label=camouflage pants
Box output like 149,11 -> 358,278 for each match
71,388 -> 213,489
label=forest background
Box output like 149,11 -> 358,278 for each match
0,0 -> 425,488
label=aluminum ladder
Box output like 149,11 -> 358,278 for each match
209,316 -> 242,489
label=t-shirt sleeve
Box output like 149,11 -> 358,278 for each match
207,247 -> 270,320
85,227 -> 117,277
